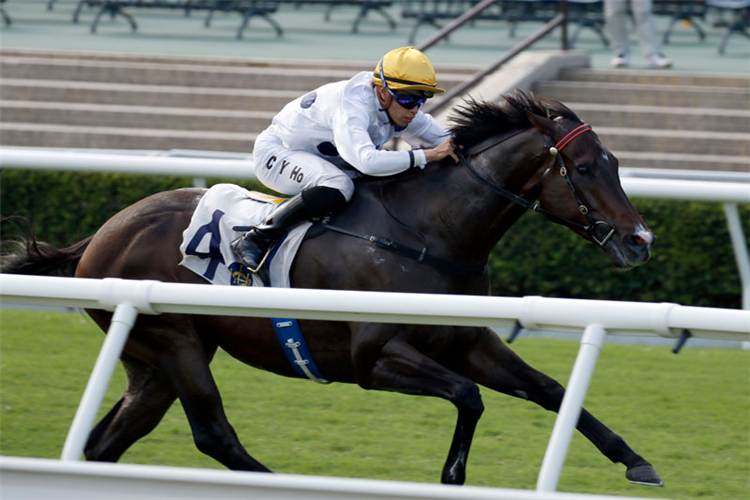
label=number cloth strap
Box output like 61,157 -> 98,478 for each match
271,319 -> 330,384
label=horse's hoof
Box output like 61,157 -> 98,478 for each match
626,464 -> 663,486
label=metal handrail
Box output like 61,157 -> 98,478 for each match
424,12 -> 566,115
416,0 -> 504,52
417,0 -> 571,115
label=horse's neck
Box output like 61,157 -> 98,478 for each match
386,129 -> 550,266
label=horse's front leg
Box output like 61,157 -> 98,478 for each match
460,327 -> 663,487
353,326 -> 484,484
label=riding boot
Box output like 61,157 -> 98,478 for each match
231,187 -> 347,272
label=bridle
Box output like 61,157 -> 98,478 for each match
456,123 -> 616,248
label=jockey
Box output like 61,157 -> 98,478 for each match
231,46 -> 459,272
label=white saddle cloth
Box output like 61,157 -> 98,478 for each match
179,183 -> 311,288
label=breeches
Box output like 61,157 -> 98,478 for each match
253,130 -> 355,202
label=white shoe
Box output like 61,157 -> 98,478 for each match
611,54 -> 629,68
646,53 -> 672,69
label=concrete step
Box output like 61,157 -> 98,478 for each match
567,102 -> 750,133
0,56 -> 468,92
0,101 -> 274,133
0,48 -> 484,75
0,123 -> 256,153
535,81 -> 750,109
0,79 -> 301,111
596,127 -> 750,157
559,68 -> 750,88
612,151 -> 750,173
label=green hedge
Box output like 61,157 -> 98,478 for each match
488,199 -> 749,309
0,170 -> 266,246
2,170 -> 747,309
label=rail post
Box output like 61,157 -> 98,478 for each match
723,203 -> 750,310
536,323 -> 607,492
61,302 -> 139,461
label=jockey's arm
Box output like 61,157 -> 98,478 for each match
333,108 -> 456,176
424,139 -> 459,164
333,110 -> 428,176
401,112 -> 458,164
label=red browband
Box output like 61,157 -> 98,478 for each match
554,124 -> 593,151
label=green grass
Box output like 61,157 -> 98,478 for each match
1,308 -> 748,499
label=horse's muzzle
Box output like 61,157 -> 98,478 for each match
621,230 -> 655,267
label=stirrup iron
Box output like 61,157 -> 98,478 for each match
247,246 -> 272,274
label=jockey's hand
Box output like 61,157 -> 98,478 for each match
424,139 -> 459,164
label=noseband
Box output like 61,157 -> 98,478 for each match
456,123 -> 615,248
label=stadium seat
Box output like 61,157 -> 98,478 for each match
0,0 -> 10,27
566,0 -> 608,48
706,0 -> 750,53
653,0 -> 707,44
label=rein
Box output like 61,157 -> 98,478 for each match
310,123 -> 613,273
457,123 -> 615,248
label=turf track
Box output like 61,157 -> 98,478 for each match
1,308 -> 748,499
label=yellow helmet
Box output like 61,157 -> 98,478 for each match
372,47 -> 445,96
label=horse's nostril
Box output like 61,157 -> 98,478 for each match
626,232 -> 655,248
625,235 -> 643,249
631,235 -> 646,246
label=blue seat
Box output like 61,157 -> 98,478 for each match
320,0 -> 396,33
502,0 -> 558,38
566,0 -> 608,48
71,1 -> 281,37
706,0 -> 750,53
401,0 -> 483,44
0,0 -> 10,27
653,0 -> 707,44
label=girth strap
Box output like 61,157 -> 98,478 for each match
313,222 -> 486,276
272,318 -> 330,384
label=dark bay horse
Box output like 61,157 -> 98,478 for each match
1,90 -> 661,487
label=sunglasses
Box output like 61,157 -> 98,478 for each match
387,89 -> 427,110
378,58 -> 429,110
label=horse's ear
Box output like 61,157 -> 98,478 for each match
526,112 -> 560,138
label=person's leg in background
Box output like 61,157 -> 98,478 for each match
604,0 -> 631,67
631,0 -> 672,68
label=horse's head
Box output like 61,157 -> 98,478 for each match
527,112 -> 654,268
450,91 -> 654,269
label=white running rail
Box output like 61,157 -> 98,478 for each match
2,147 -> 748,308
0,456 -> 660,500
1,274 -> 748,499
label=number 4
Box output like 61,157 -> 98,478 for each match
185,209 -> 226,281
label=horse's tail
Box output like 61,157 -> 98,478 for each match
0,218 -> 92,277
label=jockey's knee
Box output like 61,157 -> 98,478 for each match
301,186 -> 349,215
315,174 -> 355,203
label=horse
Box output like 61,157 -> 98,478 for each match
1,89 -> 661,487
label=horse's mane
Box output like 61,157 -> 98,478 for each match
449,89 -> 583,150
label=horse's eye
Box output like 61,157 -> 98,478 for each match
577,165 -> 590,175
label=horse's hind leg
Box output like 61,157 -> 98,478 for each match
155,334 -> 271,472
85,352 -> 177,462
86,311 -> 269,472
460,328 -> 662,486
